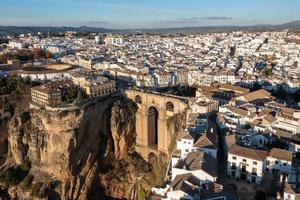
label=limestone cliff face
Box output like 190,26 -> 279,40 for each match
4,95 -> 149,200
111,100 -> 137,159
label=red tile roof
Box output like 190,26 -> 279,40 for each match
229,144 -> 268,161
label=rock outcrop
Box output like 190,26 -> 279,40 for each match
1,94 -> 154,200
111,99 -> 137,159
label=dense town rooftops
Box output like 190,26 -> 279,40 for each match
224,105 -> 248,117
235,89 -> 273,102
218,83 -> 250,94
31,80 -> 75,94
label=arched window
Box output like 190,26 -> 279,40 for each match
166,101 -> 174,112
148,106 -> 159,147
135,95 -> 142,104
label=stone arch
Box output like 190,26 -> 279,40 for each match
148,106 -> 159,148
135,95 -> 142,104
166,101 -> 174,112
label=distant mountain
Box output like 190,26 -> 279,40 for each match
276,20 -> 300,28
0,26 -> 114,36
1,20 -> 300,36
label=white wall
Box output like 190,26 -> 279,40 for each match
227,153 -> 265,184
176,139 -> 194,158
284,192 -> 296,200
166,191 -> 192,200
266,157 -> 292,174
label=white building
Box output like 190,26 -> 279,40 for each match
8,41 -> 26,49
154,71 -> 172,87
227,144 -> 268,184
172,131 -> 194,164
266,148 -> 293,174
172,151 -> 218,183
213,73 -> 236,84
193,131 -> 218,159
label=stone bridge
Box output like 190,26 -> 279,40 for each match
125,89 -> 189,161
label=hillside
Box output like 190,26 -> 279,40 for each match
1,20 -> 300,36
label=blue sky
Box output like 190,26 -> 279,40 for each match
0,0 -> 299,28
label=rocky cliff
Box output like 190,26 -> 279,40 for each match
0,92 -> 157,200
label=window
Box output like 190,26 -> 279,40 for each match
231,162 -> 236,170
283,162 -> 287,166
242,159 -> 247,162
166,102 -> 174,112
253,161 -> 257,165
275,160 -> 279,165
232,156 -> 236,160
185,149 -> 189,152
266,160 -> 270,166
241,165 -> 247,172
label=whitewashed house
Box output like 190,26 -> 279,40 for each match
193,132 -> 218,159
266,148 -> 293,174
172,131 -> 194,167
172,151 -> 218,183
227,144 -> 268,184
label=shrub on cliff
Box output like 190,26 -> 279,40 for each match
21,174 -> 34,188
74,89 -> 84,105
0,167 -> 19,185
0,158 -> 31,185
20,158 -> 31,173
31,182 -> 45,198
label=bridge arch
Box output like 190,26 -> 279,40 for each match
125,89 -> 190,160
148,106 -> 159,148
